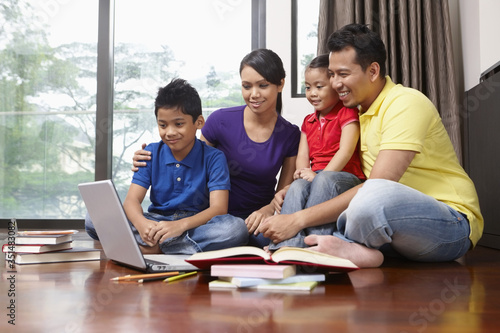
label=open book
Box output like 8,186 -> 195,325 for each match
186,246 -> 358,272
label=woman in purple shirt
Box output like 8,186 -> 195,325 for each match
134,49 -> 300,247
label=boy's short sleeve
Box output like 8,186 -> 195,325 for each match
131,144 -> 154,189
205,146 -> 231,192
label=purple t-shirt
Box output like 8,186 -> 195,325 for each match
202,105 -> 300,218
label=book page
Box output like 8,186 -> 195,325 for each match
271,247 -> 357,268
188,246 -> 271,261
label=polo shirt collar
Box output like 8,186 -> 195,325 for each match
360,76 -> 396,116
163,138 -> 201,168
307,101 -> 344,123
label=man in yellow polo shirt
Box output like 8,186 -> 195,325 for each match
258,23 -> 483,268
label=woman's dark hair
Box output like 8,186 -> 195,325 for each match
154,78 -> 202,122
327,23 -> 387,77
239,49 -> 286,114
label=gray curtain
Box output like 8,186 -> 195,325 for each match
317,0 -> 462,162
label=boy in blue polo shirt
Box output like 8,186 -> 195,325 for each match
122,78 -> 248,254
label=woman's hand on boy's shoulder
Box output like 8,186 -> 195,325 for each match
131,143 -> 151,172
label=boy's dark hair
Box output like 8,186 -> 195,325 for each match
327,23 -> 387,77
307,54 -> 330,70
154,78 -> 202,122
239,48 -> 286,114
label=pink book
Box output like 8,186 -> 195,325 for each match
211,264 -> 296,279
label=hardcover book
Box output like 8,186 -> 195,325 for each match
7,247 -> 101,265
187,246 -> 358,272
209,280 -> 319,292
14,234 -> 73,245
2,242 -> 73,254
219,273 -> 326,288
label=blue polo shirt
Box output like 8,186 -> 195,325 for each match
132,139 -> 230,214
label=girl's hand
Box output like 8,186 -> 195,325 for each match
299,168 -> 316,182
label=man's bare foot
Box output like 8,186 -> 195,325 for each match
305,234 -> 384,268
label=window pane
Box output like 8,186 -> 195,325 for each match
0,1 -> 98,219
293,0 -> 319,96
112,0 -> 251,201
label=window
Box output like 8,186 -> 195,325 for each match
291,0 -> 320,97
0,0 -> 253,222
111,0 -> 251,203
0,1 -> 99,221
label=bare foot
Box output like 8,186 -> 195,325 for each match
305,235 -> 384,268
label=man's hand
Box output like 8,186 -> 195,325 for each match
258,214 -> 302,243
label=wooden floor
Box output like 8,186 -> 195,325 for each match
1,229 -> 500,333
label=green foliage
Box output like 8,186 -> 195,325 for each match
0,0 -> 244,219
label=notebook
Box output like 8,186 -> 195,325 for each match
78,179 -> 198,272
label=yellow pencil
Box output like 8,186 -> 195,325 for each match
110,271 -> 180,281
163,271 -> 197,283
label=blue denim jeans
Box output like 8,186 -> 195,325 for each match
85,211 -> 248,254
268,171 -> 362,250
335,179 -> 471,262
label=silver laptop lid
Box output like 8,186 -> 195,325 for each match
78,179 -> 199,272
78,179 -> 149,271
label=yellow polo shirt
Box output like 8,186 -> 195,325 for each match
359,77 -> 483,246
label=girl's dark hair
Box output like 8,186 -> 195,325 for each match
327,23 -> 387,77
239,49 -> 286,114
307,54 -> 330,70
154,78 -> 202,122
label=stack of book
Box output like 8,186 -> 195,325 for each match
208,264 -> 326,292
186,246 -> 359,292
3,230 -> 101,265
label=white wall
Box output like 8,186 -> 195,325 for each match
267,0 -> 312,127
460,0 -> 500,91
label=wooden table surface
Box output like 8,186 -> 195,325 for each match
1,236 -> 500,333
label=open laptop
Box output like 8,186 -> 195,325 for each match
78,179 -> 198,272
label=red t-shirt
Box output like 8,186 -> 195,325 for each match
301,102 -> 366,179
